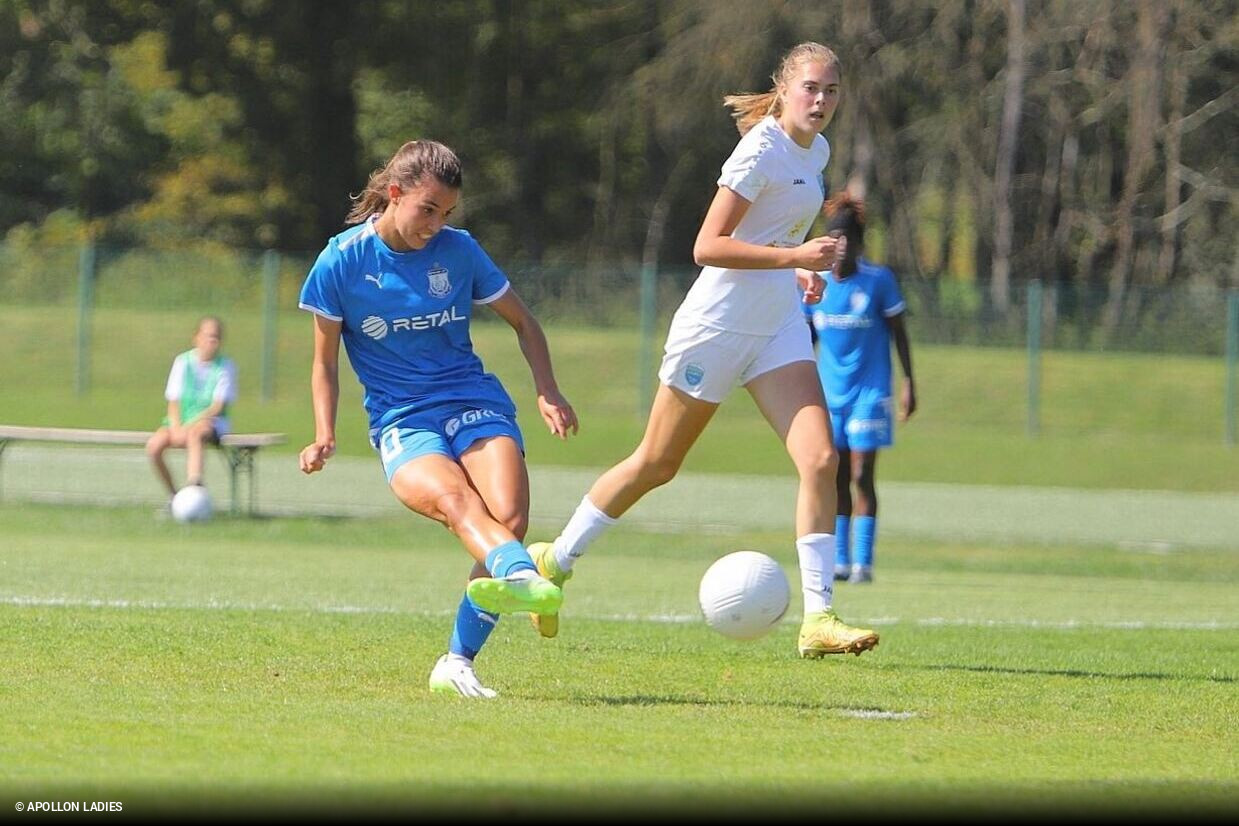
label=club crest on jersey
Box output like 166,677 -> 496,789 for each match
427,265 -> 451,298
850,292 -> 870,314
684,363 -> 705,387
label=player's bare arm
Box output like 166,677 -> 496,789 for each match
300,315 -> 341,473
888,312 -> 917,421
693,186 -> 842,271
487,288 -> 578,440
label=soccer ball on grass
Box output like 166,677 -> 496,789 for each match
698,551 -> 790,640
171,484 -> 212,523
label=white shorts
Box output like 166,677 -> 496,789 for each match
658,313 -> 815,404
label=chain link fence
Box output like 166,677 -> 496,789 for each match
2,240 -> 1237,444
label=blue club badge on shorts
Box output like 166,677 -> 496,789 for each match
684,363 -> 705,387
427,265 -> 451,298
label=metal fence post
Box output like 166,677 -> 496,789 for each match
76,241 -> 96,396
1226,290 -> 1238,447
260,249 -> 280,402
638,263 -> 657,417
1026,279 -> 1042,437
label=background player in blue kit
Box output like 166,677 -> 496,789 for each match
806,192 -> 916,584
297,139 -> 578,698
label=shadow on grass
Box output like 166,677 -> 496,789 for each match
558,694 -> 918,715
911,662 -> 1234,684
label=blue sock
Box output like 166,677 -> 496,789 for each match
854,516 -> 877,568
484,539 -> 537,578
834,515 -> 851,568
448,592 -> 499,661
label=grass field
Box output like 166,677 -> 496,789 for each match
2,503 -> 1236,817
2,301 -> 1237,817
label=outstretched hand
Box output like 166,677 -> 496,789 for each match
537,390 -> 579,440
299,440 -> 335,474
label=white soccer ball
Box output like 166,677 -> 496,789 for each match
698,551 -> 791,640
171,484 -> 212,523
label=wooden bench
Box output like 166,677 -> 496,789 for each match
0,425 -> 286,516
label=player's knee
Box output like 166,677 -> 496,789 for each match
145,435 -> 166,457
798,446 -> 838,481
856,471 -> 876,497
432,489 -> 474,529
493,508 -> 528,542
636,452 -> 682,489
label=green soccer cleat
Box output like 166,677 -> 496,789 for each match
798,610 -> 880,658
466,572 -> 563,616
527,541 -> 572,638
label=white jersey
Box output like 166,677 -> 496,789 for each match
675,116 -> 830,336
164,352 -> 237,434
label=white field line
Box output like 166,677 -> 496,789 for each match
2,595 -> 1235,631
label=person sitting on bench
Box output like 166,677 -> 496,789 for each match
145,316 -> 237,500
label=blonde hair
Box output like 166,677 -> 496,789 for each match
345,140 -> 463,225
723,42 -> 841,135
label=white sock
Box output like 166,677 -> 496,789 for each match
553,495 -> 618,571
796,532 -> 835,615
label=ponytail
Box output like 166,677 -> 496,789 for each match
345,140 -> 463,225
825,190 -> 866,244
723,91 -> 781,136
723,42 -> 842,136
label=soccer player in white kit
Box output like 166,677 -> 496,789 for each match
529,42 -> 878,658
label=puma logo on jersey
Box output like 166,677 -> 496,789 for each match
364,273 -> 383,288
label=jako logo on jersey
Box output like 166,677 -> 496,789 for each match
445,408 -> 502,437
792,178 -> 806,185
427,266 -> 451,298
361,315 -> 388,339
684,363 -> 705,387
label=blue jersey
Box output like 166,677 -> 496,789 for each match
298,218 -> 516,431
808,259 -> 905,408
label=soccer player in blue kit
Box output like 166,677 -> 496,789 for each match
297,140 -> 578,698
805,192 -> 916,584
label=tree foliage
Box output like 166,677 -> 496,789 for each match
2,0 -> 1235,308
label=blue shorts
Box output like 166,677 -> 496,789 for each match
370,402 -> 525,482
830,398 -> 893,452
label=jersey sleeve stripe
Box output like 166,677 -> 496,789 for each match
882,301 -> 906,317
473,281 -> 511,305
336,219 -> 376,251
298,302 -> 344,322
